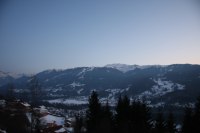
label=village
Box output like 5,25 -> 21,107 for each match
0,98 -> 83,133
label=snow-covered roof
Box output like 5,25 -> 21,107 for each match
0,100 -> 6,105
39,105 -> 48,113
0,129 -> 6,133
55,127 -> 66,133
66,127 -> 73,133
21,102 -> 31,107
40,114 -> 65,126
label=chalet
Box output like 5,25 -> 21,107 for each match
0,100 -> 5,108
34,105 -> 49,117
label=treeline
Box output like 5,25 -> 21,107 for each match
75,91 -> 200,133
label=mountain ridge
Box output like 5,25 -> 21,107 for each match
0,64 -> 200,107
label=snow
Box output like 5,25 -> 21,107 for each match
105,89 -> 121,96
105,64 -> 168,72
177,84 -> 185,90
105,64 -> 139,72
47,98 -> 88,105
149,102 -> 165,108
21,102 -> 31,107
52,87 -> 63,92
120,89 -> 125,93
77,88 -> 84,94
168,69 -> 173,72
44,69 -> 63,73
176,124 -> 182,132
66,127 -> 73,133
56,84 -> 63,87
77,67 -> 95,76
40,114 -> 65,126
125,87 -> 130,91
63,99 -> 87,105
39,106 -> 49,113
104,88 -> 131,106
0,100 -> 6,107
138,78 -> 185,98
55,127 -> 66,133
0,71 -> 24,79
0,129 -> 6,133
26,113 -> 32,123
0,71 -> 9,78
78,75 -> 84,79
69,82 -> 85,88
106,88 -> 129,94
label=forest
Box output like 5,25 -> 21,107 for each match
74,91 -> 200,133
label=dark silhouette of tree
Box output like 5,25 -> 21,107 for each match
130,100 -> 152,133
182,106 -> 193,133
86,91 -> 102,133
193,97 -> 200,133
74,114 -> 84,133
115,95 -> 131,133
154,111 -> 166,133
98,101 -> 113,133
28,76 -> 41,106
0,108 -> 30,133
166,112 -> 176,133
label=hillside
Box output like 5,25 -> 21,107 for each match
0,64 -> 200,107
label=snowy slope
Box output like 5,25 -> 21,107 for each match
105,63 -> 167,72
105,64 -> 139,72
138,78 -> 185,98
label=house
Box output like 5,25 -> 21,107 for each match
0,100 -> 6,108
55,127 -> 67,133
40,125 -> 62,133
34,106 -> 49,117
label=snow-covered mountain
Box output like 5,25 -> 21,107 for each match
105,64 -> 139,72
0,71 -> 29,88
105,63 -> 167,72
0,71 -> 26,79
1,64 -> 200,106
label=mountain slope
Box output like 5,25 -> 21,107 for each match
0,64 -> 200,106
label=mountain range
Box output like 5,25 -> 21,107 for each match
1,64 -> 200,106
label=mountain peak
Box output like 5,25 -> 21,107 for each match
105,63 -> 169,72
0,70 -> 26,79
105,63 -> 139,72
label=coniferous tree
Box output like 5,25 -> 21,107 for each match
182,107 -> 193,133
86,91 -> 102,133
130,100 -> 152,133
154,111 -> 166,133
192,97 -> 200,133
74,114 -> 84,133
166,112 -> 176,133
98,101 -> 113,133
115,95 -> 131,133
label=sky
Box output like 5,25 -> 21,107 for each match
0,0 -> 200,73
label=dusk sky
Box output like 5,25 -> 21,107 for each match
0,0 -> 200,73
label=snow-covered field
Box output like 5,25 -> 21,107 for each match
69,82 -> 85,88
46,98 -> 88,105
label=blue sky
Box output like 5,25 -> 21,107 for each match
0,0 -> 200,73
